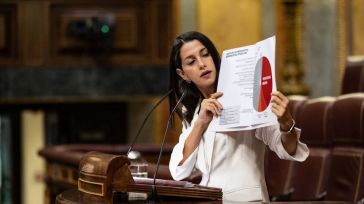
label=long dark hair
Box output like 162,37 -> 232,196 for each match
168,31 -> 221,125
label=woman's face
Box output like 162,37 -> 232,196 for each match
176,40 -> 217,98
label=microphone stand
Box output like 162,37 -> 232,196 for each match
125,89 -> 173,156
151,91 -> 186,200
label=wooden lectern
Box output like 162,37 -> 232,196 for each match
57,151 -> 222,204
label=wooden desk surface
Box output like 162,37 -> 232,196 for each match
56,189 -> 351,204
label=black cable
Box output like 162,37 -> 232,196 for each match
126,89 -> 173,156
152,91 -> 186,192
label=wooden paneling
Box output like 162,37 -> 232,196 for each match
0,4 -> 17,65
156,1 -> 173,61
48,1 -> 173,65
0,16 -> 5,49
18,1 -> 49,66
0,0 -> 174,66
50,4 -> 147,64
56,10 -> 139,50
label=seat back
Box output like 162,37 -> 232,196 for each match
287,95 -> 308,127
326,147 -> 364,202
289,148 -> 331,201
342,59 -> 364,94
297,97 -> 335,147
265,148 -> 294,198
329,93 -> 364,146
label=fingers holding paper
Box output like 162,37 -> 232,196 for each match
198,92 -> 223,126
270,91 -> 293,124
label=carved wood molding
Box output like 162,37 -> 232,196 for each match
276,0 -> 309,95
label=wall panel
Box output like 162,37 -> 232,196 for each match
0,4 -> 17,65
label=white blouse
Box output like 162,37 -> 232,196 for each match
169,108 -> 309,202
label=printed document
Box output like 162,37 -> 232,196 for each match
210,36 -> 277,132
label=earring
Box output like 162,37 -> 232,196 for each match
186,79 -> 191,84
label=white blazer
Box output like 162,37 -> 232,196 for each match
169,108 -> 309,202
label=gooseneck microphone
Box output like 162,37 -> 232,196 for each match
151,90 -> 187,199
126,89 -> 173,157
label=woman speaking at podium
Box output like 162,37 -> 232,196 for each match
168,31 -> 309,202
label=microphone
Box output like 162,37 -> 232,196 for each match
126,89 -> 173,157
151,89 -> 187,199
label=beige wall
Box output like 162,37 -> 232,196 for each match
196,0 -> 262,53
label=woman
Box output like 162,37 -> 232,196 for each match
168,31 -> 309,202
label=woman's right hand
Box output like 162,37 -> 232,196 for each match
197,92 -> 223,128
178,92 -> 223,166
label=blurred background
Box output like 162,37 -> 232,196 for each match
0,0 -> 363,204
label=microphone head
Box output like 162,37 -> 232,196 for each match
127,150 -> 141,160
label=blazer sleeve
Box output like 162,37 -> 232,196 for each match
169,121 -> 199,181
255,124 -> 309,162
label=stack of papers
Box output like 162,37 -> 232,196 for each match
210,36 -> 278,132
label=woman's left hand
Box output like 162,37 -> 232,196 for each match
271,91 -> 298,155
270,91 -> 294,131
